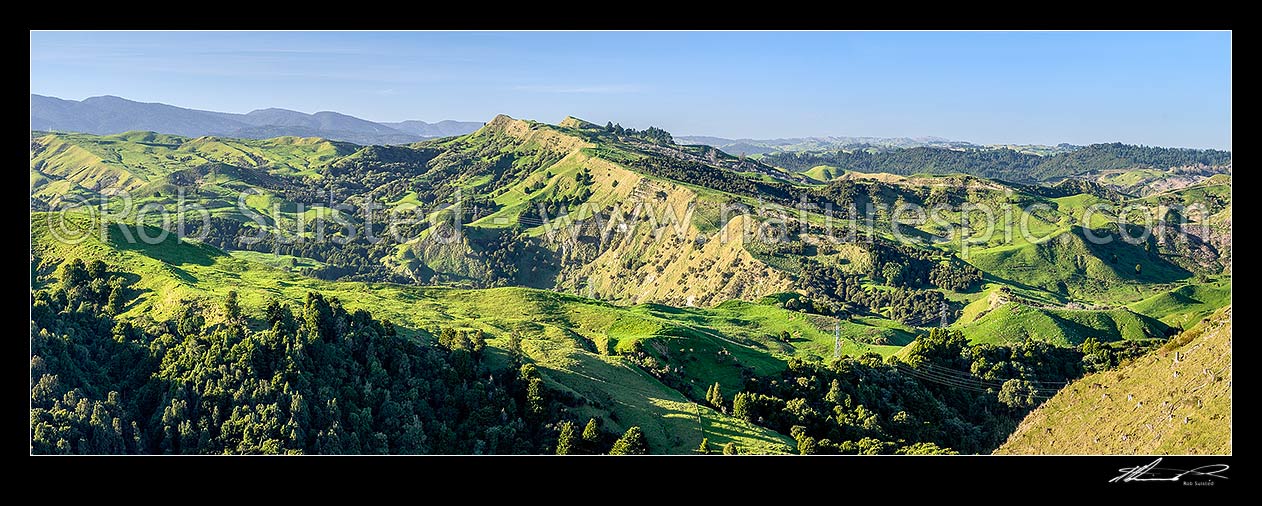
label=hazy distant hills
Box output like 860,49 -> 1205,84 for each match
29,94 -> 482,145
383,119 -> 486,138
675,134 -> 980,155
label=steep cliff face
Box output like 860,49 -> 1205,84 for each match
536,149 -> 794,306
477,114 -> 593,155
550,174 -> 794,307
407,115 -> 796,307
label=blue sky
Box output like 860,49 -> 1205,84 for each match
30,31 -> 1231,149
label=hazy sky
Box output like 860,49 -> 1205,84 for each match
30,31 -> 1231,149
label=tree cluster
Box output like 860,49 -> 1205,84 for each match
795,258 -> 956,325
31,261 -> 564,454
605,122 -> 674,145
729,329 -> 1086,454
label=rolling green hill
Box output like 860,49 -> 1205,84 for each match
35,215 -> 1091,455
32,214 -> 809,453
30,131 -> 355,209
801,165 -> 843,183
968,226 -> 1196,303
1128,278 -> 1232,328
957,302 -> 1170,346
29,114 -> 1232,455
30,120 -> 1231,341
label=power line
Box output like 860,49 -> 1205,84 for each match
900,367 -> 1057,400
895,363 -> 1061,399
833,321 -> 841,359
916,362 -> 1070,386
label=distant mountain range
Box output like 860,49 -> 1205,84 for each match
29,94 -> 483,145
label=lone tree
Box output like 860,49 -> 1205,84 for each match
798,436 -> 818,455
1134,263 -> 1143,276
723,442 -> 738,455
521,364 -> 546,421
998,378 -> 1039,409
555,421 -> 579,455
732,392 -> 753,421
224,290 -> 241,320
697,438 -> 710,454
582,418 -> 601,443
107,286 -> 125,315
609,426 -> 649,455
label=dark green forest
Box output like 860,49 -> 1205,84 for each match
761,143 -> 1232,182
30,259 -> 571,454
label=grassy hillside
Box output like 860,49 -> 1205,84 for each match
32,132 -> 352,182
802,165 -> 842,183
996,306 -> 1231,455
968,226 -> 1194,303
1092,167 -> 1229,197
31,214 -> 804,453
30,115 -> 1233,455
1129,278 -> 1232,328
30,131 -> 355,210
957,302 -> 1170,346
32,123 -> 1230,321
